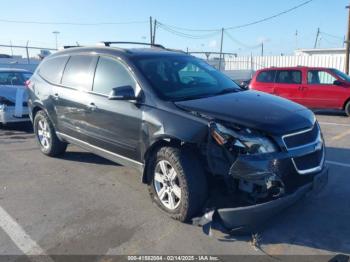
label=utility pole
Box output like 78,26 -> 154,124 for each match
218,28 -> 224,71
152,19 -> 157,44
295,30 -> 298,50
345,4 -> 350,74
52,31 -> 60,50
149,17 -> 153,45
26,40 -> 30,64
314,28 -> 320,49
9,41 -> 13,56
261,42 -> 264,56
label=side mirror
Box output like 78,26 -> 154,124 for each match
108,85 -> 136,101
239,80 -> 251,90
333,80 -> 343,86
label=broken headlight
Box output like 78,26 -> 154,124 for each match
210,122 -> 277,155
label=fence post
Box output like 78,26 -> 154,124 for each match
26,41 -> 30,64
250,54 -> 253,71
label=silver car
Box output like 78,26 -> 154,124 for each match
0,68 -> 32,124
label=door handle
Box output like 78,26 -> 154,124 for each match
88,102 -> 98,111
299,86 -> 307,91
52,93 -> 59,100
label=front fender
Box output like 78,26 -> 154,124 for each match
140,106 -> 209,162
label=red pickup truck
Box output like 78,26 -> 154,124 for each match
250,66 -> 350,116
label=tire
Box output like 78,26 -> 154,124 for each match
147,146 -> 208,222
33,110 -> 67,157
345,101 -> 350,117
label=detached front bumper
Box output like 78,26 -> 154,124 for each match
217,167 -> 328,232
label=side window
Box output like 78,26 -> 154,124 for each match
93,56 -> 136,95
0,72 -> 24,85
256,70 -> 276,83
39,56 -> 69,84
276,70 -> 301,84
61,55 -> 96,91
308,70 -> 337,85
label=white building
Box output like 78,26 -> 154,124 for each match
294,48 -> 346,56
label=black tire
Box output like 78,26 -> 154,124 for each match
147,146 -> 208,222
33,110 -> 67,157
345,101 -> 350,117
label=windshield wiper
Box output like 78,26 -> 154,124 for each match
173,88 -> 242,101
215,88 -> 241,96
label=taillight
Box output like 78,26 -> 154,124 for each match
25,80 -> 31,88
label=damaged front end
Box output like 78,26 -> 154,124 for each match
204,121 -> 328,233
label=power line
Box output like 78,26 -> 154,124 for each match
157,23 -> 220,39
224,31 -> 261,49
226,0 -> 314,30
0,18 -> 147,26
320,31 -> 344,40
158,0 -> 314,32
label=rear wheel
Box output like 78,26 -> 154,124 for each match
34,110 -> 67,156
147,146 -> 208,222
345,101 -> 350,117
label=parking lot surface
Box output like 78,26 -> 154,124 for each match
0,112 -> 349,259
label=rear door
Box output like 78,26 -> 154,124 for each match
251,70 -> 276,94
54,54 -> 98,140
274,69 -> 304,104
37,55 -> 70,125
84,55 -> 142,161
303,69 -> 344,109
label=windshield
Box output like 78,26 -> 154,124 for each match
331,68 -> 350,82
134,55 -> 241,101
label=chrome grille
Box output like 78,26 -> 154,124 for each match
282,123 -> 324,175
283,124 -> 320,150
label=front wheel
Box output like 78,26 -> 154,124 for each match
147,147 -> 208,222
345,101 -> 350,117
34,110 -> 67,156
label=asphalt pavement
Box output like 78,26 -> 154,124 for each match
0,112 -> 349,260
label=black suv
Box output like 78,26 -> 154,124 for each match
27,42 -> 328,230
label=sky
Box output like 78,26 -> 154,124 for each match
0,0 -> 348,57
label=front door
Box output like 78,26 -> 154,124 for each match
303,69 -> 344,109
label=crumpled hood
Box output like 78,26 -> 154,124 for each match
0,85 -> 28,104
175,91 -> 315,135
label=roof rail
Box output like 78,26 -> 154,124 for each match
101,41 -> 165,49
63,45 -> 81,49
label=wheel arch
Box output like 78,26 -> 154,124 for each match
31,103 -> 44,119
141,135 -> 201,184
343,97 -> 350,110
31,101 -> 61,139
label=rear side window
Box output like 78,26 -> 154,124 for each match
276,70 -> 302,84
93,56 -> 136,95
256,70 -> 276,83
0,72 -> 25,85
61,55 -> 97,91
39,56 -> 69,84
